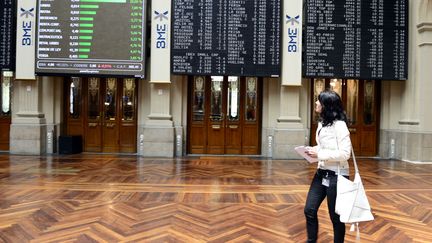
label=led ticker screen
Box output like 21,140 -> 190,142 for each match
36,0 -> 146,77
0,0 -> 16,71
304,0 -> 408,80
171,0 -> 281,77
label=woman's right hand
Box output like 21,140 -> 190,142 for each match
306,146 -> 318,158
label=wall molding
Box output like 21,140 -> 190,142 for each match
417,22 -> 432,33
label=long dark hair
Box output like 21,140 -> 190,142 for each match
318,90 -> 347,127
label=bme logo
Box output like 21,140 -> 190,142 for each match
154,11 -> 169,49
20,7 -> 34,46
286,15 -> 300,53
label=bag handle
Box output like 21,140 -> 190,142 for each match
337,147 -> 358,175
351,148 -> 359,174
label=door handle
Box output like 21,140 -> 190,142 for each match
88,122 -> 98,127
349,128 -> 357,133
228,125 -> 238,129
106,123 -> 115,128
212,125 -> 221,129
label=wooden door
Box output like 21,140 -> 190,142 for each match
188,76 -> 206,154
242,77 -> 261,154
310,79 -> 380,156
188,76 -> 261,155
65,77 -> 137,153
0,74 -> 12,151
358,80 -> 379,156
85,77 -> 102,152
207,76 -> 226,154
225,76 -> 242,154
101,78 -> 120,152
118,78 -> 137,153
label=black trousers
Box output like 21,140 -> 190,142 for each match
304,169 -> 347,243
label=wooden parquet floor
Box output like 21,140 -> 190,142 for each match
0,154 -> 432,242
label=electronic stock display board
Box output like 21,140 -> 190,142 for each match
304,0 -> 408,80
171,0 -> 281,77
36,0 -> 146,77
0,0 -> 16,71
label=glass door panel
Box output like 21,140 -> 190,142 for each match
104,78 -> 117,121
1,76 -> 11,116
313,78 -> 325,124
330,78 -> 343,97
346,79 -> 360,153
245,77 -> 257,122
88,78 -> 100,120
122,78 -> 135,121
192,76 -> 205,121
227,76 -> 239,121
210,76 -> 223,121
69,77 -> 82,119
347,79 -> 358,125
364,80 -> 375,125
66,77 -> 84,137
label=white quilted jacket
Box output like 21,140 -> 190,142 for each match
313,120 -> 352,175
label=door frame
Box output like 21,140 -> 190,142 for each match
187,76 -> 262,155
64,77 -> 138,153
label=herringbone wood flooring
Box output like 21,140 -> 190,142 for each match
0,154 -> 432,242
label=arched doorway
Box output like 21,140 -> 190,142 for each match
311,79 -> 380,156
187,76 -> 262,155
65,77 -> 138,153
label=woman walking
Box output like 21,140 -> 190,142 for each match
304,90 -> 352,243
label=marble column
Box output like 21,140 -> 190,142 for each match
141,83 -> 174,157
10,78 -> 47,154
273,84 -> 308,159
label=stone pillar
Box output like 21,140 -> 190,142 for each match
42,77 -> 62,154
277,86 -> 302,129
10,78 -> 46,155
142,83 -> 174,157
273,84 -> 307,159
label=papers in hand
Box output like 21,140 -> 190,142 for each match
295,146 -> 318,163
